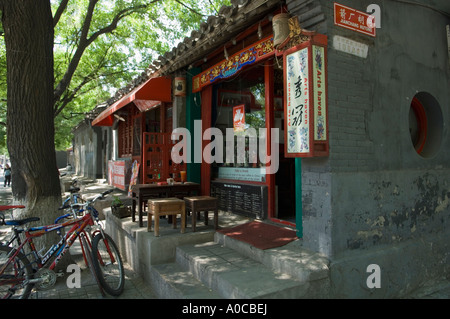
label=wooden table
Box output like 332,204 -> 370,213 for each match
131,182 -> 200,227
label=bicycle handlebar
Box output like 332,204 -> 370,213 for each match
69,189 -> 114,209
0,189 -> 115,227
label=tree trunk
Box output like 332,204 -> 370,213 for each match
1,1 -> 63,259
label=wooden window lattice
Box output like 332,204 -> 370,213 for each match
142,132 -> 186,183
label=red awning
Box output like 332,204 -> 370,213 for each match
134,100 -> 161,112
92,76 -> 172,126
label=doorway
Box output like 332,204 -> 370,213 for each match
273,66 -> 296,225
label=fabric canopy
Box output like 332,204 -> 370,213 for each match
92,76 -> 172,126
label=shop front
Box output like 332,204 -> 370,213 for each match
92,76 -> 186,189
90,5 -> 330,238
190,13 -> 329,236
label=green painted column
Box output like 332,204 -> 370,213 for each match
186,68 -> 201,183
295,158 -> 303,238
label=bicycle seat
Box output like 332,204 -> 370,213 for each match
5,217 -> 40,226
69,186 -> 80,193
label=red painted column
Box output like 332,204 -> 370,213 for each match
201,86 -> 213,196
265,61 -> 275,219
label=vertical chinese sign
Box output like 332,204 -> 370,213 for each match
283,35 -> 329,157
233,104 -> 246,132
285,46 -> 311,156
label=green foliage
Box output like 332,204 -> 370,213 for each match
111,195 -> 123,207
0,29 -> 7,155
1,0 -> 231,150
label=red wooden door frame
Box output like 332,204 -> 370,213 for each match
201,86 -> 213,196
264,61 -> 276,220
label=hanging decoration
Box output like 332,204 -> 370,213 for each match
192,35 -> 274,93
272,13 -> 290,46
276,16 -> 317,53
282,18 -> 329,158
174,77 -> 186,96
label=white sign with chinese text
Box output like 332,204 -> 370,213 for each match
286,47 -> 310,154
333,35 -> 369,58
218,167 -> 265,182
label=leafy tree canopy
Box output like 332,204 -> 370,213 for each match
0,0 -> 231,152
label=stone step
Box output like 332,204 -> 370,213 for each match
149,230 -> 330,299
176,241 -> 326,299
149,262 -> 222,299
214,231 -> 329,283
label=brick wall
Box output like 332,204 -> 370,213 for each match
287,0 -> 450,268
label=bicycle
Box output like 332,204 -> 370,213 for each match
60,178 -> 84,211
0,189 -> 125,299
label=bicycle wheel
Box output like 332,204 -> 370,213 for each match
79,234 -> 105,297
0,245 -> 33,299
91,233 -> 124,296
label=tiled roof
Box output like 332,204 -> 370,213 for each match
103,0 -> 283,108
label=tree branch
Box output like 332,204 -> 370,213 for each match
53,0 -> 98,106
52,0 -> 161,111
208,0 -> 219,15
86,5 -> 147,46
54,76 -> 93,118
174,0 -> 208,16
54,43 -> 114,117
53,0 -> 70,27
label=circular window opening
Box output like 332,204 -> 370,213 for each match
409,92 -> 443,158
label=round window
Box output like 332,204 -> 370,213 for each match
408,92 -> 443,158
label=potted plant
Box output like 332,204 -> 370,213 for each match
111,196 -> 130,218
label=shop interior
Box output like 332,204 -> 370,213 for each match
210,61 -> 296,223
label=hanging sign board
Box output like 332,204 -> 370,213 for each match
108,159 -> 131,191
283,35 -> 329,158
285,46 -> 311,156
334,2 -> 376,37
128,160 -> 140,197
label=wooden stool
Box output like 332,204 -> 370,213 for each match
147,198 -> 185,236
184,196 -> 218,232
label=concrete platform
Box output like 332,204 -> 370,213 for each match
104,207 -> 253,285
150,236 -> 330,299
105,205 -> 330,299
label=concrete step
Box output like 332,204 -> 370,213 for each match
149,229 -> 330,299
150,262 -> 222,299
176,241 -> 329,299
214,231 -> 329,283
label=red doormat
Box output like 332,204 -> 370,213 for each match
218,221 -> 298,250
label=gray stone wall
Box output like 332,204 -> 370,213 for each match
288,0 -> 449,296
73,122 -> 106,179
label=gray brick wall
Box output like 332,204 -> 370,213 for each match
287,0 -> 450,268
